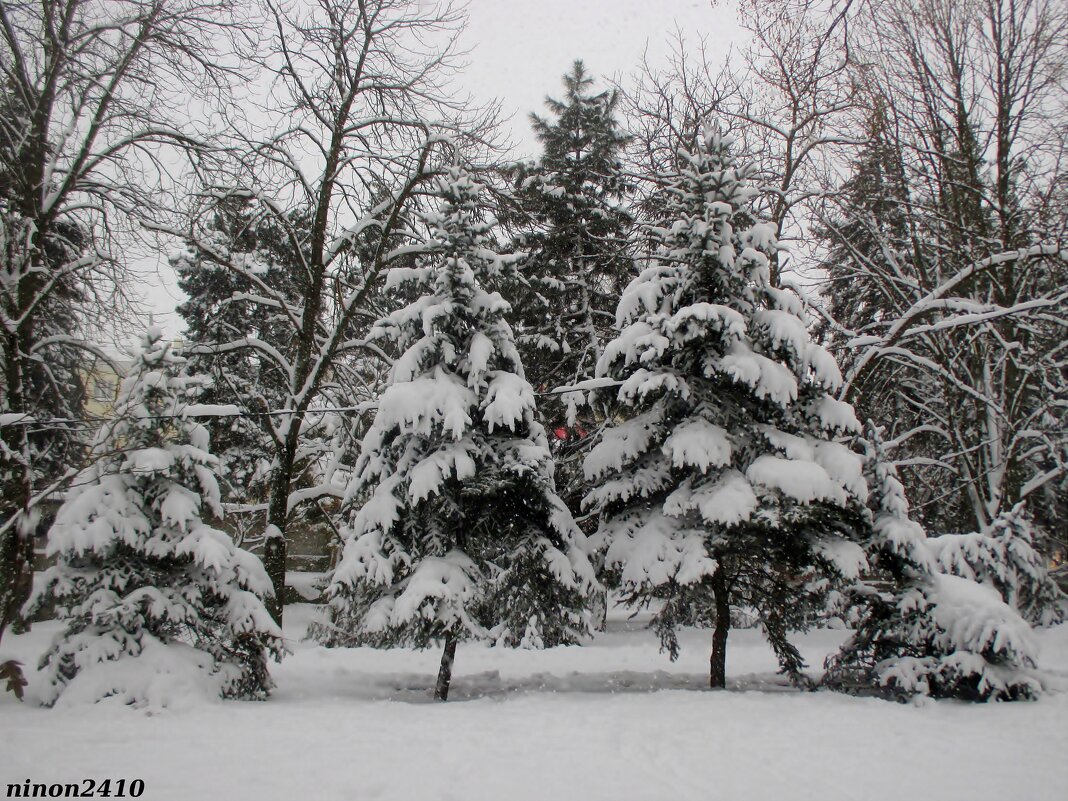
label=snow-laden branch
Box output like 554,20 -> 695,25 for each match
842,243 -> 1068,400
196,337 -> 294,383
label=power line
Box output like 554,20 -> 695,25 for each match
0,383 -> 613,429
0,404 -> 378,428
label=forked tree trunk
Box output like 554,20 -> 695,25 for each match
710,568 -> 731,689
434,631 -> 458,701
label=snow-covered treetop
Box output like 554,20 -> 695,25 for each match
619,131 -> 763,321
113,327 -> 199,422
372,169 -> 523,387
594,129 -> 850,437
48,327 -> 231,555
531,60 -> 630,197
860,423 -> 935,576
347,167 -> 566,534
91,328 -> 221,512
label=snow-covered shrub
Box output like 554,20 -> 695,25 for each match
583,129 -> 871,687
926,505 -> 1065,627
25,329 -> 284,707
824,427 -> 1044,701
312,169 -> 598,699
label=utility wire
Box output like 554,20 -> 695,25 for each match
0,383 -> 612,429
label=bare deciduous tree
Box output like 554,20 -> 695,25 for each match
0,0 -> 247,649
817,0 -> 1068,547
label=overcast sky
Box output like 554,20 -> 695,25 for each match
137,0 -> 741,344
463,0 -> 739,156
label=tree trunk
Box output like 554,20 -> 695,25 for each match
594,586 -> 609,633
709,568 -> 731,689
0,336 -> 34,646
434,631 -> 458,702
0,523 -> 34,643
262,527 -> 286,626
263,443 -> 296,626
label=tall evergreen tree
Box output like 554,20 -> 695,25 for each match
25,329 -> 284,706
816,103 -> 912,365
585,130 -> 871,688
313,170 -> 597,701
172,200 -> 314,529
505,61 -> 634,507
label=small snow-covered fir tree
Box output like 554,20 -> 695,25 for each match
25,329 -> 284,707
584,129 -> 871,688
824,426 -> 1044,701
926,505 -> 1065,627
313,169 -> 597,701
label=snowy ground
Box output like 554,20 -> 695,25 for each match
3,599 -> 1067,801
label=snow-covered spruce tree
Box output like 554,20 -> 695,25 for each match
313,170 -> 597,701
584,130 -> 870,689
25,329 -> 284,706
824,426 -> 1044,701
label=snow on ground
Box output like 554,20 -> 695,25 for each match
3,600 -> 1067,801
286,570 -> 326,601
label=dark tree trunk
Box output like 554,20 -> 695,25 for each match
0,524 -> 34,643
262,528 -> 286,626
709,568 -> 731,689
434,631 -> 458,702
593,586 -> 608,632
0,331 -> 35,646
263,441 -> 297,626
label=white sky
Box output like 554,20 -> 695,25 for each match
463,0 -> 739,156
135,0 -> 741,345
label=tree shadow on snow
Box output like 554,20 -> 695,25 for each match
295,668 -> 807,704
